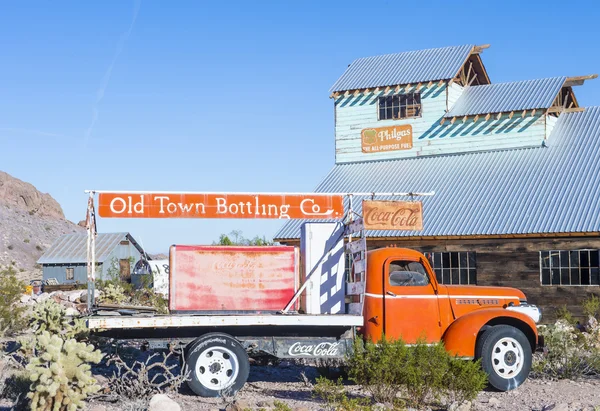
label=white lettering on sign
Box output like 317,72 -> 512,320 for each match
288,342 -> 341,357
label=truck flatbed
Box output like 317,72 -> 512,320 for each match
87,313 -> 364,330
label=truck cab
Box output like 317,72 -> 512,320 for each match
362,246 -> 541,391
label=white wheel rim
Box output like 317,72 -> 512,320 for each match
195,346 -> 240,391
491,337 -> 524,379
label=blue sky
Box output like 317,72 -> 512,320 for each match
1,0 -> 600,253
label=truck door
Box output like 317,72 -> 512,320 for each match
383,258 -> 442,343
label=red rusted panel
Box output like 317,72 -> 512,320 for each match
169,245 -> 297,312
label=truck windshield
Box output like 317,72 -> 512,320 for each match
389,261 -> 429,286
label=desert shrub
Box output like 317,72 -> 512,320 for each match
7,244 -> 14,250
313,377 -> 375,411
583,294 -> 600,319
99,283 -> 127,304
29,299 -> 87,341
533,319 -> 600,379
0,266 -> 28,336
26,332 -> 102,411
555,305 -> 575,324
36,245 -> 43,252
273,400 -> 293,411
347,336 -> 487,407
23,239 -> 30,244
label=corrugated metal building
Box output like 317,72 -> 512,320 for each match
276,44 -> 600,320
38,232 -> 146,284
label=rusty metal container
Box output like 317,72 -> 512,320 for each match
169,245 -> 298,313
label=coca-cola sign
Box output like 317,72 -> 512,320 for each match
363,200 -> 423,231
288,341 -> 341,357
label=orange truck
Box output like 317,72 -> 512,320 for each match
85,191 -> 541,397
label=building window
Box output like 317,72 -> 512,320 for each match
424,252 -> 477,285
540,250 -> 600,286
378,93 -> 422,120
65,267 -> 74,281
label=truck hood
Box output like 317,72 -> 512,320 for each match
440,285 -> 526,318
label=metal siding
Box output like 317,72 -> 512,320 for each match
276,107 -> 600,240
330,45 -> 473,93
37,232 -> 142,264
445,77 -> 566,118
335,84 -> 546,163
42,265 -> 89,284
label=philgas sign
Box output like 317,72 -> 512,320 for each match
361,125 -> 413,153
97,193 -> 344,219
362,200 -> 423,231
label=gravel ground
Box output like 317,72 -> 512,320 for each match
84,364 -> 600,411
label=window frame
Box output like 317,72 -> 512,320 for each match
424,251 -> 477,285
540,249 -> 600,286
65,267 -> 74,281
377,92 -> 422,121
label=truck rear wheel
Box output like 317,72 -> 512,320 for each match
476,325 -> 532,391
184,333 -> 250,397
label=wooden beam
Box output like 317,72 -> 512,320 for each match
448,79 -> 454,86
364,88 -> 370,94
521,110 -> 527,118
417,82 -> 422,91
508,111 -> 514,119
462,115 -> 468,123
406,83 -> 411,90
354,90 -> 360,96
440,118 -> 446,125
374,87 -> 380,93
564,74 -> 598,87
344,91 -> 350,97
427,81 -> 433,88
450,117 -> 456,125
547,106 -> 586,114
438,80 -> 444,87
467,73 -> 478,87
485,113 -> 491,121
496,113 -> 502,120
531,109 -> 536,117
395,85 -> 401,93
384,86 -> 390,93
472,44 -> 491,54
473,114 -> 480,123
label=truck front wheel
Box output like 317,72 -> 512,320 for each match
184,333 -> 250,397
476,325 -> 532,391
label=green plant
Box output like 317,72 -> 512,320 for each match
313,377 -> 375,411
23,239 -> 30,244
445,357 -> 487,404
583,294 -> 600,319
26,332 -> 102,411
532,320 -> 600,379
30,299 -> 87,340
0,266 -> 27,336
99,283 -> 127,304
7,245 -> 14,250
36,246 -> 43,252
555,305 -> 575,324
273,400 -> 293,411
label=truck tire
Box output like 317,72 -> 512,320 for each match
476,325 -> 532,391
184,333 -> 250,397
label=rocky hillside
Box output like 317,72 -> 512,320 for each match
0,171 -> 84,282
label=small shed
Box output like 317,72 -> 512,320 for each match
38,232 -> 146,284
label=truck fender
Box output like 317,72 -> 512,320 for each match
442,308 -> 538,358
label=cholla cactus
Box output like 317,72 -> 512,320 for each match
26,332 -> 102,411
100,283 -> 126,304
30,300 -> 87,341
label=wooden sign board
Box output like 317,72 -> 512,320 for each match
98,193 -> 344,219
362,200 -> 423,231
361,125 -> 413,153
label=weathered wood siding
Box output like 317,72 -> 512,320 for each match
335,83 -> 548,163
368,237 -> 600,323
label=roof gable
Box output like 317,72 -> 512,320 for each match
330,45 -> 476,93
445,77 -> 566,118
37,232 -> 145,264
275,107 -> 600,240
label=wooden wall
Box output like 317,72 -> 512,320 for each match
368,236 -> 600,323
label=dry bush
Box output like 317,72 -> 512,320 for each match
106,350 -> 188,400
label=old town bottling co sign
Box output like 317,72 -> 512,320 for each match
361,125 -> 413,153
362,200 -> 423,231
97,193 -> 344,219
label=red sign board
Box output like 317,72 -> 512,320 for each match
363,200 -> 423,231
169,245 -> 297,312
98,193 -> 344,219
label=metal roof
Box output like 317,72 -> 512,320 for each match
330,45 -> 474,93
275,107 -> 600,240
445,77 -> 566,118
37,232 -> 144,264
